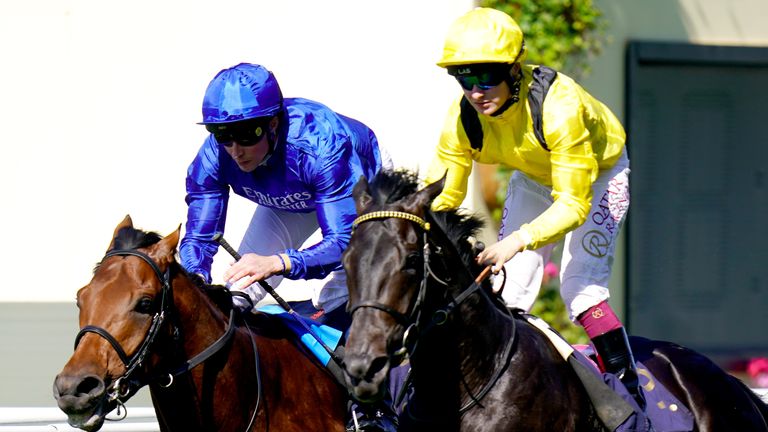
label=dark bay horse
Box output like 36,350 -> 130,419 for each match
53,216 -> 346,431
341,169 -> 768,431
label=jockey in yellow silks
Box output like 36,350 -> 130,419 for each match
425,7 -> 643,409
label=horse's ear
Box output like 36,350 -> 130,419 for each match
408,172 -> 446,212
353,175 -> 373,214
108,215 -> 134,251
153,224 -> 181,265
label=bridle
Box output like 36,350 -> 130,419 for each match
348,211 -> 434,333
73,249 -> 239,406
348,210 -> 517,414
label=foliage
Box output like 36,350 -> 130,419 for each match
530,277 -> 589,345
478,0 -> 608,79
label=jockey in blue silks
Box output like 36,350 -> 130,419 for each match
179,63 -> 396,432
181,62 -> 390,312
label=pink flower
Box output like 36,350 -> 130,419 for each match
748,357 -> 768,378
755,374 -> 768,388
544,262 -> 559,280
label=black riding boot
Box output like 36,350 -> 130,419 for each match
591,327 -> 645,410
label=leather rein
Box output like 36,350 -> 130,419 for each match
73,249 -> 240,404
348,210 -> 517,414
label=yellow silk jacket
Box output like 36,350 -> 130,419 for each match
425,65 -> 626,250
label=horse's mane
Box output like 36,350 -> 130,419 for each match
368,169 -> 485,269
97,226 -> 234,312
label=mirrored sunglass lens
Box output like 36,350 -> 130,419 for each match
457,72 -> 505,90
232,134 -> 260,146
208,123 -> 265,147
475,72 -> 505,89
476,72 -> 496,88
457,76 -> 477,90
218,133 -> 260,147
214,134 -> 234,146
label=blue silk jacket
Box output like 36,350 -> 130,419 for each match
180,98 -> 383,282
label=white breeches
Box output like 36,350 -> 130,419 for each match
495,150 -> 630,321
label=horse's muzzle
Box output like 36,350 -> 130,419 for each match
344,352 -> 391,403
53,373 -> 109,431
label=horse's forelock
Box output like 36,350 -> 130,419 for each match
112,226 -> 163,250
93,226 -> 165,274
367,169 -> 485,270
368,169 -> 421,205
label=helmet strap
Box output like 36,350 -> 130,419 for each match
491,67 -> 522,117
258,116 -> 280,167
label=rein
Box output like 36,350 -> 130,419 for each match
73,249 -> 240,404
349,210 -> 518,414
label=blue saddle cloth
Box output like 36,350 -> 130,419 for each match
573,345 -> 695,432
257,303 -> 344,366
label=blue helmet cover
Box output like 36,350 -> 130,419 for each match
201,63 -> 283,124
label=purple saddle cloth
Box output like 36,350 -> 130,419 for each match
574,344 -> 695,432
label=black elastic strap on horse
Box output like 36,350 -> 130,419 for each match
459,65 -> 558,152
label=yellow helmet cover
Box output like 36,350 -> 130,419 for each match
437,8 -> 527,68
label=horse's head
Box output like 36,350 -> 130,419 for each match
53,215 -> 180,431
342,169 -> 485,402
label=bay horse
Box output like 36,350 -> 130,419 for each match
341,169 -> 768,431
53,216 -> 346,431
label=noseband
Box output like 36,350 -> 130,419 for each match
73,249 -> 238,403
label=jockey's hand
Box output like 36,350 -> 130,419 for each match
476,232 -> 526,274
223,253 -> 284,288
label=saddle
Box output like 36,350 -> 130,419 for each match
525,313 -> 695,432
248,301 -> 349,387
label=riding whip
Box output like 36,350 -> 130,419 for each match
212,233 -> 344,366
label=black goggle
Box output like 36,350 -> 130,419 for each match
205,119 -> 268,147
455,70 -> 509,91
447,63 -> 512,91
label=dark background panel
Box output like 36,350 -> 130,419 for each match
625,42 -> 768,361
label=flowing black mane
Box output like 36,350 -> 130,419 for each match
367,169 -> 485,271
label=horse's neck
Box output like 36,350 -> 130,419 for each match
149,277 -> 253,431
413,278 -> 513,384
453,285 -> 514,374
171,277 -> 229,347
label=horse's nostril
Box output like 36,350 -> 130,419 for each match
367,356 -> 389,381
77,375 -> 105,397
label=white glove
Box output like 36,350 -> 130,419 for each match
229,277 -> 268,311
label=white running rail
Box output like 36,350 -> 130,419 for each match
756,388 -> 768,403
0,408 -> 159,432
3,393 -> 768,430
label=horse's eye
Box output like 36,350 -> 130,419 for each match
402,253 -> 422,277
136,297 -> 155,314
